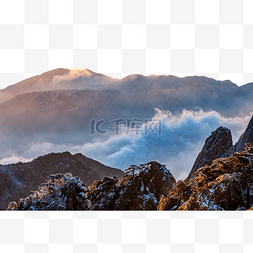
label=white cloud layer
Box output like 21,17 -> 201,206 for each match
0,109 -> 251,180
0,154 -> 32,165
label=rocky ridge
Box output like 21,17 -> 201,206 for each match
158,143 -> 253,210
0,151 -> 123,209
7,161 -> 176,210
188,116 -> 253,179
188,126 -> 233,178
158,115 -> 253,210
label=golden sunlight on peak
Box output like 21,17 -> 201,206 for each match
69,68 -> 92,77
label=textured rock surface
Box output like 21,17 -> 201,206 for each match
88,161 -> 176,210
158,144 -> 253,211
7,173 -> 90,210
235,116 -> 253,152
188,126 -> 233,178
7,161 -> 176,211
87,176 -> 119,210
0,151 -> 123,209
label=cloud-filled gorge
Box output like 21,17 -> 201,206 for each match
0,109 -> 250,180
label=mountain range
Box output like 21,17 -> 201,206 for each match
0,69 -> 253,170
1,68 -> 253,136
1,68 -> 253,210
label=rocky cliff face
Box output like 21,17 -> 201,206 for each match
7,161 -> 176,210
235,116 -> 253,152
159,116 -> 253,211
158,143 -> 253,211
188,116 -> 253,179
0,151 -> 123,209
188,126 -> 233,178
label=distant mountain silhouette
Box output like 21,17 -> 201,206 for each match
1,69 -> 248,116
0,68 -> 117,104
0,89 -> 127,133
0,69 -> 253,137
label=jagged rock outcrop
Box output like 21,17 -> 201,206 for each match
7,173 -> 90,210
188,126 -> 233,178
235,116 -> 253,152
0,151 -> 123,209
87,176 -> 119,210
87,161 -> 176,210
7,161 -> 176,211
158,143 -> 253,211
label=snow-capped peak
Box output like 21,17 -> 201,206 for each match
69,68 -> 93,77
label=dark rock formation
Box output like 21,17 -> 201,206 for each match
158,143 -> 253,211
7,173 -> 90,210
235,116 -> 253,152
7,161 -> 176,211
87,176 -> 119,210
0,151 -> 123,209
87,161 -> 176,210
188,126 -> 233,178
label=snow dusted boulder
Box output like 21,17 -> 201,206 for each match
188,126 -> 233,178
158,143 -> 253,211
116,162 -> 176,210
7,173 -> 90,210
87,161 -> 176,210
87,176 -> 119,210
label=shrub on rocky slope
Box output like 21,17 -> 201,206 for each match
88,161 -> 176,210
7,173 -> 90,210
7,161 -> 176,210
158,144 -> 253,211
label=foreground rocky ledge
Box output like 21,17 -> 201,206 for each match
7,161 -> 176,211
158,143 -> 253,211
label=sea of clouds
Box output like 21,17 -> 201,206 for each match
0,109 -> 251,179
